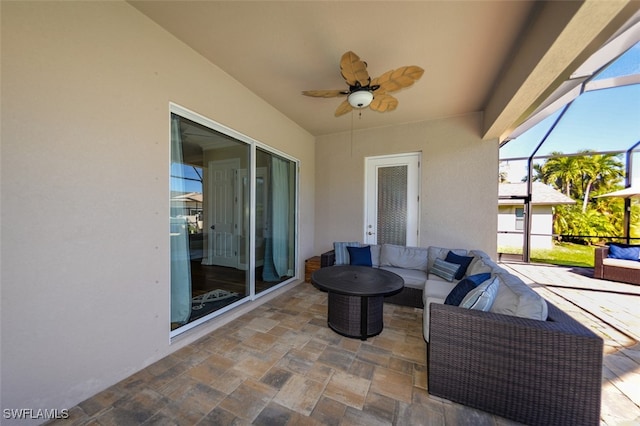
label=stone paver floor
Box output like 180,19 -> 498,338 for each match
49,262 -> 639,425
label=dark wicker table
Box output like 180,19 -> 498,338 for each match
311,265 -> 404,340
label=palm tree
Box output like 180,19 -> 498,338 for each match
578,151 -> 624,213
535,151 -> 626,244
535,152 -> 581,197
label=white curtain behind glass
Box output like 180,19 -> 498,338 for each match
170,116 -> 192,325
271,157 -> 290,277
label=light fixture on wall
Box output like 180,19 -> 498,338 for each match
347,90 -> 374,109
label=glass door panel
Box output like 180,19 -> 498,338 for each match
255,148 -> 297,294
170,113 -> 250,331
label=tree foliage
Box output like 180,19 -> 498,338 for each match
533,151 -> 627,244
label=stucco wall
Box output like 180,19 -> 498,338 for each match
498,205 -> 554,249
314,113 -> 498,256
1,1 -> 315,419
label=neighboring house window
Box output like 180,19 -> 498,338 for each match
170,106 -> 298,336
515,207 -> 524,230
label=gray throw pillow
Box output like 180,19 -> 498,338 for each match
430,258 -> 461,282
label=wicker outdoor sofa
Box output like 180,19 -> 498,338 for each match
320,242 -> 604,426
594,245 -> 640,285
429,301 -> 603,426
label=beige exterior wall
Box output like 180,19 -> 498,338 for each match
314,113 -> 499,255
1,1 -> 315,417
498,205 -> 555,249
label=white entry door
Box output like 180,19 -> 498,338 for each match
364,153 -> 420,246
207,159 -> 240,267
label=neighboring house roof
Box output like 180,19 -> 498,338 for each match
499,182 -> 576,206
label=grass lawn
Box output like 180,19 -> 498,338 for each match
499,242 -> 596,268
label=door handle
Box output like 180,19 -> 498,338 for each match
210,225 -> 215,230
367,232 -> 374,235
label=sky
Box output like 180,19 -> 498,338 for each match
500,41 -> 640,186
171,163 -> 204,194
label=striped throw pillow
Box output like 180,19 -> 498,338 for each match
430,258 -> 461,282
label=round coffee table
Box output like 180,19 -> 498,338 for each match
311,265 -> 404,340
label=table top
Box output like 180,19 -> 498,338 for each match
311,265 -> 404,297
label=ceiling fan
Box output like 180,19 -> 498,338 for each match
302,51 -> 424,117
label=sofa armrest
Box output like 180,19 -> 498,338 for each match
594,246 -> 609,279
428,302 -> 603,426
320,249 -> 335,267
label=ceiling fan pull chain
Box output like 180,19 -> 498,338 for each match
350,110 -> 354,157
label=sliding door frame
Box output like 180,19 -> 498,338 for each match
169,103 -> 300,339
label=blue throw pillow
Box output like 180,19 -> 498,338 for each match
467,272 -> 492,285
444,279 -> 477,305
608,244 -> 640,261
347,245 -> 372,266
444,273 -> 492,306
445,251 -> 474,280
334,242 -> 360,265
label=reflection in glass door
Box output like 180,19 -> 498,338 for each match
255,148 -> 296,294
170,113 -> 249,332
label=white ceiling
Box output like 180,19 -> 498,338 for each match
130,1 -> 638,138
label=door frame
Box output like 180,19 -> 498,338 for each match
364,152 -> 421,246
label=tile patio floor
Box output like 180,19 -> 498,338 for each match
50,262 -> 639,425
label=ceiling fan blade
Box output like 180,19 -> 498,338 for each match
369,94 -> 398,113
302,90 -> 348,98
334,100 -> 353,117
371,66 -> 424,94
340,51 -> 370,87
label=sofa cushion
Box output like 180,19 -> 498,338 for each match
602,258 -> 640,269
334,242 -> 360,265
460,277 -> 499,311
427,246 -> 469,272
370,245 -> 381,267
608,244 -> 640,261
430,258 -> 460,282
490,273 -> 548,320
445,251 -> 474,279
466,256 -> 494,277
444,273 -> 492,306
380,244 -> 429,271
347,245 -> 372,266
380,266 -> 426,289
423,278 -> 458,341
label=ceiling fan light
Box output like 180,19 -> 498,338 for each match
348,90 -> 373,108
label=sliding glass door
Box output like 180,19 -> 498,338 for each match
255,148 -> 296,294
170,108 -> 298,334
